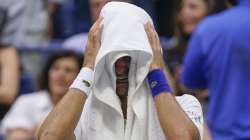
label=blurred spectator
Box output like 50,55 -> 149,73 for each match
164,0 -> 215,95
0,51 -> 83,140
62,0 -> 156,53
181,0 -> 250,139
0,0 -> 49,47
162,1 -> 221,138
47,0 -> 62,39
62,0 -> 110,53
49,0 -> 156,40
48,0 -> 91,39
0,46 -> 19,121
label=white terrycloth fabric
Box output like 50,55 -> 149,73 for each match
74,2 -> 203,140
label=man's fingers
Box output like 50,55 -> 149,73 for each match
152,27 -> 161,53
144,22 -> 154,47
148,23 -> 158,50
96,24 -> 104,40
88,17 -> 104,49
97,24 -> 104,46
144,22 -> 150,36
144,22 -> 157,53
151,25 -> 160,46
93,23 -> 103,48
92,17 -> 103,30
144,23 -> 150,39
89,17 -> 103,37
147,23 -> 162,53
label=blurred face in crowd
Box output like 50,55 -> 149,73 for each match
177,0 -> 208,35
89,0 -> 110,22
49,57 -> 79,98
115,56 -> 131,98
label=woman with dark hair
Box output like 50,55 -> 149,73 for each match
164,0 -> 215,93
163,0 -> 218,101
39,51 -> 83,104
165,0 -> 231,96
164,0 -> 229,82
0,51 -> 83,140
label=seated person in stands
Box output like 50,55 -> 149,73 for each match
0,51 -> 83,140
63,0 -> 110,52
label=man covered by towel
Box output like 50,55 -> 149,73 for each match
38,2 -> 203,140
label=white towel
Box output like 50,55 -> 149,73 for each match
74,2 -> 203,140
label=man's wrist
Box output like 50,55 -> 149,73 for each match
149,64 -> 160,71
70,67 -> 94,96
147,69 -> 172,98
83,62 -> 94,70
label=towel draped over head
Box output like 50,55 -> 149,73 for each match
74,2 -> 203,140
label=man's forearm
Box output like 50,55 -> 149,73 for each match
155,93 -> 199,140
38,89 -> 87,140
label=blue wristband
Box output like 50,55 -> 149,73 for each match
147,69 -> 172,97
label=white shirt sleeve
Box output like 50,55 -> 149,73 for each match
176,94 -> 204,140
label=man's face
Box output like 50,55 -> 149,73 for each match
115,56 -> 131,98
89,0 -> 109,22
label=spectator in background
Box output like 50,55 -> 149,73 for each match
0,0 -> 48,47
62,0 -> 110,53
164,0 -> 215,95
164,0 -> 229,80
47,0 -> 63,39
0,46 -> 19,121
63,0 -> 156,53
181,0 -> 250,139
163,0 -> 220,139
48,0 -> 91,39
0,51 -> 82,140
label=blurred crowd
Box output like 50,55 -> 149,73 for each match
0,0 -> 249,140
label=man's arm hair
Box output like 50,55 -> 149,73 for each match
38,89 -> 87,140
155,64 -> 200,140
39,16 -> 104,140
155,93 -> 200,140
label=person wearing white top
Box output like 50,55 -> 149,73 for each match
1,91 -> 52,136
0,51 -> 83,140
38,2 -> 203,140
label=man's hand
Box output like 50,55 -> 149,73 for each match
83,17 -> 104,70
144,22 -> 165,71
38,19 -> 104,140
144,23 -> 200,140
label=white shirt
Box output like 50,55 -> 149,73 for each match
0,91 -> 53,135
74,94 -> 204,140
